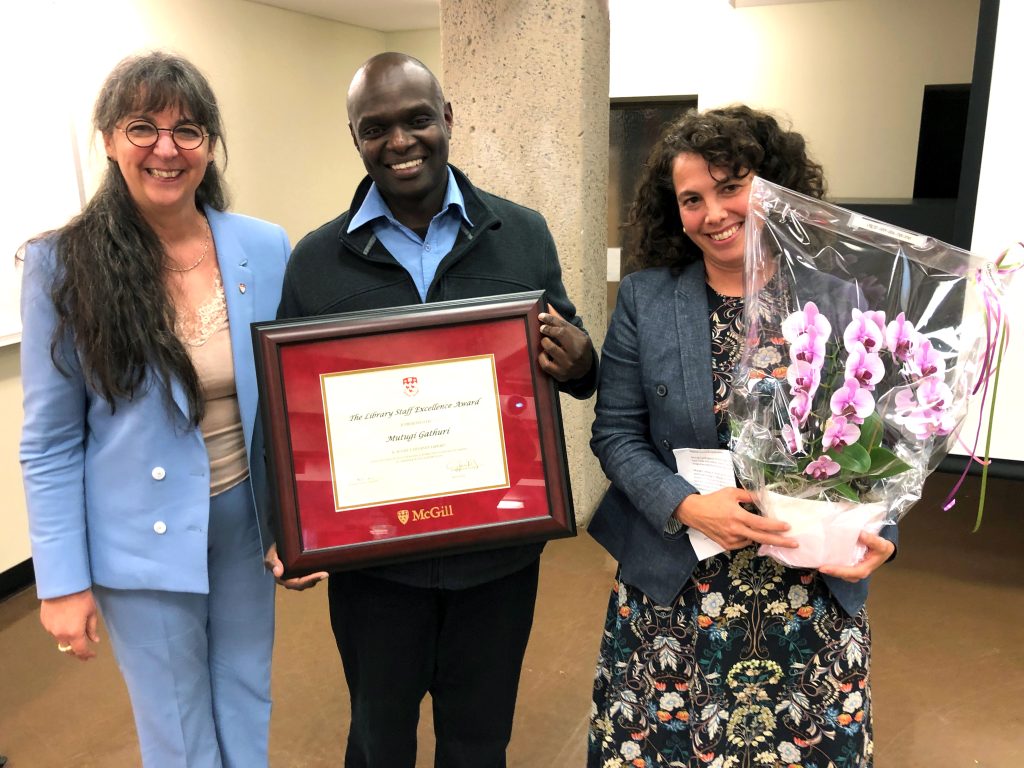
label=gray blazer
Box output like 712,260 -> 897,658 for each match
587,260 -> 895,616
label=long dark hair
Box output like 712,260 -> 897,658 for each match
625,105 -> 825,271
51,51 -> 229,424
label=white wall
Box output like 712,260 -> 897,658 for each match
0,0 -> 440,574
961,1 -> 1024,463
610,0 -> 979,200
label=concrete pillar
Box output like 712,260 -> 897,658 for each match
440,0 -> 610,521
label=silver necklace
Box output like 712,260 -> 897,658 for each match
163,218 -> 210,273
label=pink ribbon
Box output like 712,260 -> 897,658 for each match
942,245 -> 1022,514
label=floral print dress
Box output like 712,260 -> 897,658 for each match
588,285 -> 874,768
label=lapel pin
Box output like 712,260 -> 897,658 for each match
238,283 -> 247,294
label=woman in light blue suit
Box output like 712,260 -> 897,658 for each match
19,53 -> 288,768
587,106 -> 898,767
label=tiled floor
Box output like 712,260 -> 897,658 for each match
1,471 -> 1022,767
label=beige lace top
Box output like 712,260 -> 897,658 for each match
176,273 -> 249,496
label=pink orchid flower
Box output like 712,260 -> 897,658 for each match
822,415 -> 861,451
844,345 -> 885,389
905,338 -> 946,381
931,408 -> 957,436
893,385 -> 956,438
805,456 -> 841,479
789,389 -> 812,426
782,423 -> 804,454
830,380 -> 875,422
790,325 -> 827,366
782,301 -> 832,344
843,308 -> 886,352
893,388 -> 917,413
885,313 -> 917,361
900,406 -> 957,439
915,375 -> 953,410
786,360 -> 821,395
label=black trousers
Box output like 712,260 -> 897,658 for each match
327,559 -> 540,768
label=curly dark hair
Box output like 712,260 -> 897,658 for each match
624,105 -> 825,271
50,51 -> 229,425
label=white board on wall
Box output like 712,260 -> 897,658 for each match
1,5 -> 86,346
0,122 -> 83,346
958,0 -> 1024,463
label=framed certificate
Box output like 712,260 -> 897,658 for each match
253,291 -> 576,577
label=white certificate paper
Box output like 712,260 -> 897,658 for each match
321,355 -> 510,510
672,448 -> 737,561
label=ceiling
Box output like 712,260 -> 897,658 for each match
731,0 -> 828,6
251,0 -> 828,33
250,0 -> 439,32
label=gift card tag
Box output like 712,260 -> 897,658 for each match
673,448 -> 736,561
672,448 -> 736,495
849,214 -> 930,249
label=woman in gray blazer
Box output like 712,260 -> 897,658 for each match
20,53 -> 288,767
586,106 -> 896,768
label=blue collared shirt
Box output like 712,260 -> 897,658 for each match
347,167 -> 472,301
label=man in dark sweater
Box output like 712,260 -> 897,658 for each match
271,53 -> 596,768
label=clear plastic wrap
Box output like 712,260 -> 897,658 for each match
729,178 -> 1010,568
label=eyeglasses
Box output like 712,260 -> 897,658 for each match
121,119 -> 209,150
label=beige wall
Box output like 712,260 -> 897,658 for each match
0,345 -> 29,573
610,0 -> 979,199
57,0 -> 387,244
0,0 -> 441,573
386,28 -> 443,84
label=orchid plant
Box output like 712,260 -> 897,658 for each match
769,302 -> 955,503
734,178 -> 1013,541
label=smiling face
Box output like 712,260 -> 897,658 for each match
347,58 -> 453,229
103,105 -> 212,222
671,152 -> 754,286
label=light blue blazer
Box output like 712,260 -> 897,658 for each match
20,207 -> 289,600
587,261 -> 897,616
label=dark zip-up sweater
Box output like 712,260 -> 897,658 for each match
278,166 -> 597,589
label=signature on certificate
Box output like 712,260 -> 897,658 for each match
447,458 -> 480,473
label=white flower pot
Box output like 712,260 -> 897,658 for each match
755,490 -> 888,569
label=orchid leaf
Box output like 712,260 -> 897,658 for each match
856,412 -> 884,450
829,482 -> 859,502
867,447 -> 911,480
827,444 -> 870,474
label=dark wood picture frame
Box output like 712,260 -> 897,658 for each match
252,291 -> 576,577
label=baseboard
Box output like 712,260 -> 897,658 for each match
938,456 -> 1024,481
0,558 -> 34,602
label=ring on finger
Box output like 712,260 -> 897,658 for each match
57,642 -> 73,653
